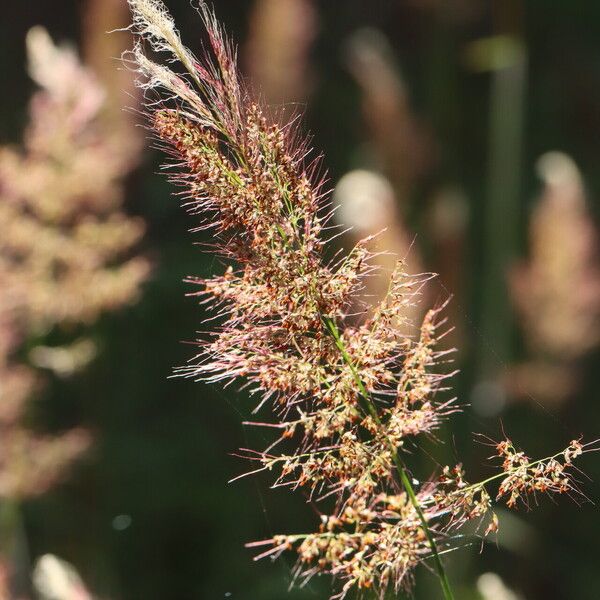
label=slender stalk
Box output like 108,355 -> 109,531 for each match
479,32 -> 527,378
323,317 -> 455,600
0,499 -> 29,597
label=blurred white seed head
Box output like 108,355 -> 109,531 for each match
29,339 -> 97,378
333,170 -> 397,234
33,555 -> 92,600
27,26 -> 76,92
536,151 -> 581,190
477,572 -> 522,600
26,26 -> 104,116
536,151 -> 584,210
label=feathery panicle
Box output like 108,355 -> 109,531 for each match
509,152 -> 600,404
514,152 -> 600,358
0,24 -> 148,507
128,3 -> 593,597
0,21 -> 149,595
0,28 -> 149,330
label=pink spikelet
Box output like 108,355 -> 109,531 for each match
127,2 -> 595,598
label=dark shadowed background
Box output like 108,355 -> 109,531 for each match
1,1 -> 600,599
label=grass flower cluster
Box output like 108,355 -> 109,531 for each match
127,2 -> 595,597
509,152 -> 600,404
0,21 -> 149,594
0,28 -> 149,332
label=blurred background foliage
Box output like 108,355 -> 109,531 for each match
1,1 -> 600,599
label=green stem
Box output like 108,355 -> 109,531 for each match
479,33 -> 526,378
323,317 -> 455,600
0,498 -> 29,596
